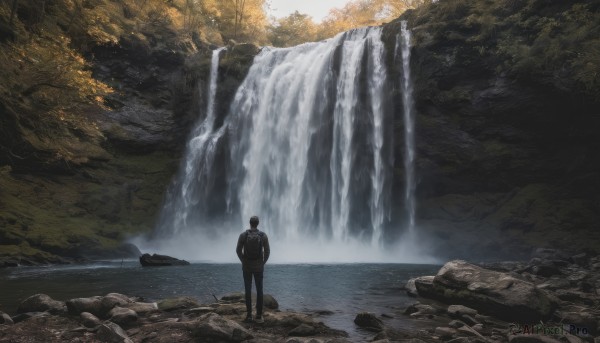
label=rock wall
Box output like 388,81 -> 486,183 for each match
382,0 -> 600,260
0,12 -> 258,265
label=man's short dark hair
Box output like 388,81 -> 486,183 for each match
250,216 -> 259,227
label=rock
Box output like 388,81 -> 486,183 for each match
220,292 -> 279,310
555,305 -> 599,334
414,304 -> 438,315
96,322 -> 133,343
434,327 -> 457,339
531,263 -> 562,277
81,312 -> 102,328
430,260 -> 557,321
215,303 -> 244,315
289,323 -> 318,337
446,338 -> 470,343
354,312 -> 384,332
406,276 -> 435,297
102,293 -> 132,310
262,312 -> 313,328
264,294 -> 279,310
509,334 -> 562,343
123,302 -> 158,315
184,307 -> 215,315
411,276 -> 436,297
10,312 -> 45,323
192,312 -> 253,342
231,43 -> 260,56
555,289 -> 596,305
531,249 -> 569,261
471,323 -> 483,332
571,253 -> 589,266
405,278 -> 419,296
17,294 -> 66,314
157,297 -> 200,311
447,305 -> 477,317
460,314 -> 480,326
536,278 -> 571,291
66,296 -> 104,317
108,307 -> 138,326
0,311 -> 13,325
221,292 -> 244,301
448,320 -> 464,328
567,271 -> 590,284
139,253 -> 190,267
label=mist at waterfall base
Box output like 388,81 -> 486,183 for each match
134,24 -> 437,264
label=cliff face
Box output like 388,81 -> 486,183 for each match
382,0 -> 600,259
0,0 -> 257,265
2,0 -> 599,265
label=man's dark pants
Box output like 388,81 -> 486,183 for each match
243,270 -> 263,317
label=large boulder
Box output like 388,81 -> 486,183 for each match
429,260 -> 557,322
17,294 -> 66,314
67,294 -> 132,318
66,296 -> 104,317
220,292 -> 279,310
192,313 -> 253,342
139,253 -> 190,266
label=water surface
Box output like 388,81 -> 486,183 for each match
0,262 -> 440,340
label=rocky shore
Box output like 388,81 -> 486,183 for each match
378,248 -> 600,343
2,249 -> 600,343
0,291 -> 347,342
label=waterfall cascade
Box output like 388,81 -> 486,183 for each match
156,47 -> 226,236
143,26 -> 430,263
397,21 -> 417,235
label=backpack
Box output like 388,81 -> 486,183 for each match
244,230 -> 263,260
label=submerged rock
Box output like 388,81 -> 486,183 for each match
354,312 -> 384,332
139,253 -> 190,267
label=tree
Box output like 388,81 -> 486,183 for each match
217,0 -> 268,43
268,11 -> 318,47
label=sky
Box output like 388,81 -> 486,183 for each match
267,0 -> 352,22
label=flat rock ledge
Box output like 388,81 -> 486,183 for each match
0,292 -> 348,343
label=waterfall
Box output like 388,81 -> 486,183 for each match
397,21 -> 417,235
155,47 -> 226,236
143,27 -> 432,263
229,27 -> 392,245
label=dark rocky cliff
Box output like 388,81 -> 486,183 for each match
2,0 -> 599,265
0,1 -> 258,265
382,0 -> 600,260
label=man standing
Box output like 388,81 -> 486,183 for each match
236,215 -> 270,323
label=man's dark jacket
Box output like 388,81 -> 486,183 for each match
236,228 -> 270,272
